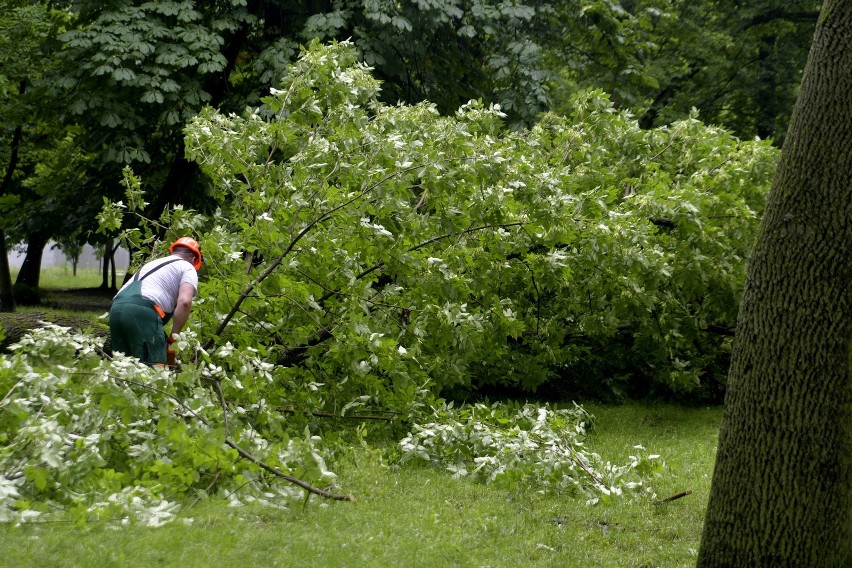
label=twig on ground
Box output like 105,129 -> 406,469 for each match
655,490 -> 692,504
213,379 -> 354,502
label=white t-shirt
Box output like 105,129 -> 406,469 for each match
116,255 -> 198,313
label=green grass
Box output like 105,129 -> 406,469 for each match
11,266 -> 126,289
0,403 -> 721,568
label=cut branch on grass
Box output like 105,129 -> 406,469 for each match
223,440 -> 354,501
111,372 -> 354,503
212,378 -> 354,502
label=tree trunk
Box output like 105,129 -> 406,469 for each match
0,89 -> 24,313
698,2 -> 852,566
0,230 -> 15,312
14,233 -> 47,290
100,238 -> 114,290
110,241 -> 119,290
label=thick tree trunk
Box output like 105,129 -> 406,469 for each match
14,233 -> 47,290
698,2 -> 852,566
0,230 -> 15,312
0,92 -> 23,313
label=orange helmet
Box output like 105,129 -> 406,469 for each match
169,236 -> 203,270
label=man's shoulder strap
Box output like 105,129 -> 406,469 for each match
133,257 -> 182,282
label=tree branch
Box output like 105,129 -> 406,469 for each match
656,490 -> 692,504
223,440 -> 354,501
204,164 -> 425,349
273,221 -> 526,366
112,373 -> 354,502
212,378 -> 353,501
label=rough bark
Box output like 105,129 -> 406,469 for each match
698,2 -> 852,566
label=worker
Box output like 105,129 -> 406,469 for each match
109,237 -> 202,366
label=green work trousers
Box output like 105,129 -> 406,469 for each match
109,281 -> 167,365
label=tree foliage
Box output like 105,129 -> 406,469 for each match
2,39 -> 777,525
106,41 -> 777,403
55,0 -> 552,170
0,1 -> 82,306
6,0 -> 817,304
56,0 -> 253,165
203,41 -> 772,399
1,0 -> 556,299
297,0 -> 553,125
399,402 -> 664,503
0,324 -> 342,525
545,0 -> 819,144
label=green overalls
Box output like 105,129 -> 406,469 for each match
109,259 -> 179,365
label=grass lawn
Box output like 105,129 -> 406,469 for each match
11,266 -> 115,290
0,403 -> 721,568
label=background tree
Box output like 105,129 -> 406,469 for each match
6,1 -> 824,300
0,1 -> 76,307
698,0 -> 852,564
297,0 -> 553,125
5,0 -> 554,295
545,0 -> 819,145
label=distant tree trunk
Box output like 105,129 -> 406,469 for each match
110,241 -> 119,290
68,243 -> 81,277
100,238 -> 114,290
14,233 -> 47,290
697,2 -> 852,566
0,230 -> 15,312
149,154 -> 199,217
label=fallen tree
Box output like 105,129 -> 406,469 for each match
1,41 -> 778,523
0,311 -> 109,351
